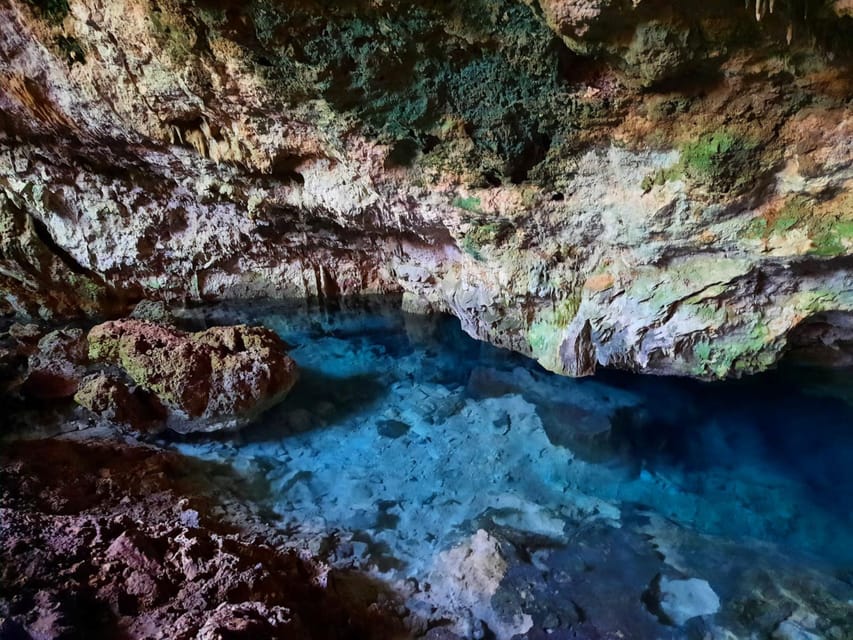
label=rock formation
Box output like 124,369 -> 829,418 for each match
20,327 -> 87,398
0,0 -> 851,380
84,319 -> 298,432
0,438 -> 407,639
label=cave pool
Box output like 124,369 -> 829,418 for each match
168,301 -> 853,638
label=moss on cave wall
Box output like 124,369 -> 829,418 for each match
227,0 -> 569,183
163,0 -> 851,196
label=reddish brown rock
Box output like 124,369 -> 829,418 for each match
0,438 -> 406,639
21,328 -> 87,399
86,320 -> 298,433
74,373 -> 166,434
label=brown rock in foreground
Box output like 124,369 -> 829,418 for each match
0,438 -> 407,639
86,320 -> 298,433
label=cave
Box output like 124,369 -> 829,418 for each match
1,0 -> 852,638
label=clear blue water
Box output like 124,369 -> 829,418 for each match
171,302 -> 853,638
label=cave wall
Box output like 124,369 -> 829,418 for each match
1,0 -> 852,377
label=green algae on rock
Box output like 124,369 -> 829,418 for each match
86,320 -> 298,433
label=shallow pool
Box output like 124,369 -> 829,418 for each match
170,301 -> 853,638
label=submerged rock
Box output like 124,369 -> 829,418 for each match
644,574 -> 721,626
419,529 -> 534,639
85,320 -> 298,433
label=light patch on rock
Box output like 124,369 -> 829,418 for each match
420,529 -> 533,639
659,577 -> 721,626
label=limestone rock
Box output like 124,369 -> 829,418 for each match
74,373 -> 166,433
129,299 -> 174,324
421,529 -> 533,639
86,320 -> 298,433
645,574 -> 721,626
834,0 -> 853,18
0,438 -> 406,639
197,602 -> 303,640
0,0 -> 851,380
21,328 -> 86,399
8,322 -> 43,348
773,612 -> 824,640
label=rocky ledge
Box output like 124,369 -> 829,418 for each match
0,0 -> 852,380
0,437 -> 406,639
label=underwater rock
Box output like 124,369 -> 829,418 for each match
21,328 -> 87,399
419,529 -> 533,639
645,574 -> 721,626
377,419 -> 411,439
773,613 -> 823,640
86,320 -> 298,433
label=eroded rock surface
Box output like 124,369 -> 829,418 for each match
20,328 -> 87,399
86,319 -> 298,433
0,0 -> 852,378
0,438 -> 406,639
74,372 -> 166,433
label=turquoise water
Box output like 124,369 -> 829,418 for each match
171,302 -> 853,638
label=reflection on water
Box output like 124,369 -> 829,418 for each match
171,301 -> 853,638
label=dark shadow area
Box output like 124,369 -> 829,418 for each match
240,367 -> 390,443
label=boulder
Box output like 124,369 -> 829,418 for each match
21,328 -> 87,399
74,373 -> 166,434
86,320 -> 298,433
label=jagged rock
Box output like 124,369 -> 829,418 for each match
21,328 -> 86,399
86,320 -> 298,433
7,322 -> 43,348
196,602 -> 303,640
0,0 -> 851,380
129,299 -> 174,324
74,373 -> 166,433
0,438 -> 407,639
644,574 -> 721,626
773,612 -> 823,640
